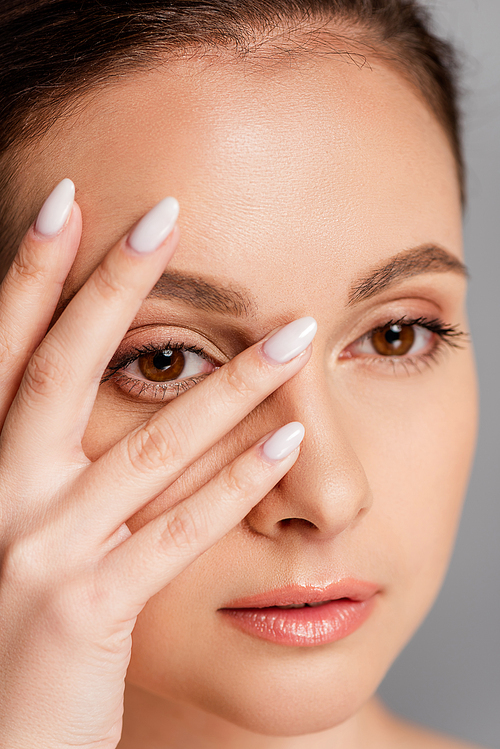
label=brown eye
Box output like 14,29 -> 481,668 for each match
138,348 -> 185,382
371,324 -> 415,356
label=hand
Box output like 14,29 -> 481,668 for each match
0,179 -> 316,749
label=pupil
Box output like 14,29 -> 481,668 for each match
385,325 -> 403,346
371,323 -> 415,357
153,350 -> 174,370
138,347 -> 185,382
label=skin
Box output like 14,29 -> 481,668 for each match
2,44 -> 480,748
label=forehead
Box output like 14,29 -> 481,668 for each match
25,52 -> 462,312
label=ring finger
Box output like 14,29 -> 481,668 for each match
71,316 -> 316,541
96,422 -> 305,617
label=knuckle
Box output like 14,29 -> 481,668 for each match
0,333 -> 15,369
221,458 -> 256,500
30,579 -> 100,646
1,541 -> 99,639
221,359 -> 259,401
22,338 -> 71,399
8,251 -> 48,291
158,506 -> 201,554
1,533 -> 49,589
126,420 -> 183,474
91,260 -> 128,301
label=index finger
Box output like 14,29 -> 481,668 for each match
0,179 -> 80,425
3,194 -> 180,462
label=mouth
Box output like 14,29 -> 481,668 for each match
218,579 -> 379,647
273,600 -> 333,608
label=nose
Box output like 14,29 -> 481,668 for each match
245,370 -> 373,541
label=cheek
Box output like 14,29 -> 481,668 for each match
81,385 -> 261,531
84,348 -> 478,727
351,350 -> 478,631
81,385 -> 158,460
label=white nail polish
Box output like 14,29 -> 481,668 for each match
262,422 -> 305,462
35,178 -> 75,238
262,317 -> 317,364
127,197 -> 179,254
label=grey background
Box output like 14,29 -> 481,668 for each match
378,1 -> 500,747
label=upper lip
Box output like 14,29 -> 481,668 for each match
220,579 -> 379,609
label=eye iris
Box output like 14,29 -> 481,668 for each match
138,349 -> 185,382
372,324 -> 415,356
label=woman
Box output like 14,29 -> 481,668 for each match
0,1 -> 486,747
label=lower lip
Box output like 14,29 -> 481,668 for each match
219,597 -> 376,647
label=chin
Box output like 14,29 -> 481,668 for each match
129,636 -> 386,737
127,587 -> 412,737
193,687 -> 366,737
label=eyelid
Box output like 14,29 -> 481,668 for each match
107,324 -> 230,371
333,295 -> 456,348
103,343 -> 218,402
122,346 -> 217,382
338,316 -> 465,376
347,322 -> 433,357
100,324 -> 231,403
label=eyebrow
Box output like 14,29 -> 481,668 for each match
55,243 -> 466,320
348,244 -> 468,305
52,267 -> 255,323
146,269 -> 255,316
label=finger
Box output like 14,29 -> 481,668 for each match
97,423 -> 305,616
75,318 -> 316,538
3,196 -> 180,463
0,179 -> 80,425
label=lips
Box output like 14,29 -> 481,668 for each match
218,579 -> 379,647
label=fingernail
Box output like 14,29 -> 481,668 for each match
262,317 -> 317,364
35,178 -> 75,238
127,197 -> 179,254
262,422 -> 305,462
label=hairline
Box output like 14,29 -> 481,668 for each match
0,17 -> 463,281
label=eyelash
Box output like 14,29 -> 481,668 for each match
101,340 -> 219,400
101,316 -> 467,400
342,316 -> 466,374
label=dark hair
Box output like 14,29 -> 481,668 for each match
0,0 -> 464,279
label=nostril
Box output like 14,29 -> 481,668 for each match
279,518 -> 317,530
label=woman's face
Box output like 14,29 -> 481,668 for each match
20,50 -> 477,735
